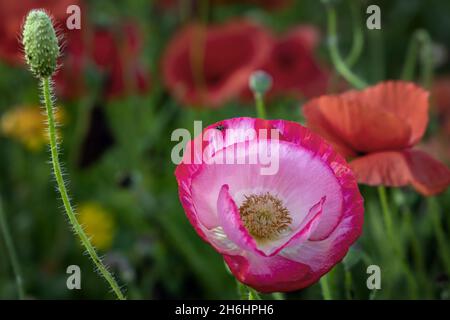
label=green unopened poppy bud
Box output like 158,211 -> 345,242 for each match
249,70 -> 273,96
22,10 -> 60,78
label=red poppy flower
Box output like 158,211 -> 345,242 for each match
0,0 -> 80,65
53,30 -> 86,99
212,0 -> 292,9
158,0 -> 291,11
260,26 -> 329,99
0,1 -> 149,100
92,24 -> 150,98
304,81 -> 450,195
431,77 -> 450,136
418,77 -> 450,164
162,20 -> 272,107
55,23 -> 150,99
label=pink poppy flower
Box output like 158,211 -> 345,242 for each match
162,20 -> 271,107
175,118 -> 363,292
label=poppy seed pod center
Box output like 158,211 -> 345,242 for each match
239,192 -> 292,241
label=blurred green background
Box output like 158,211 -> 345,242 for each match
0,0 -> 449,299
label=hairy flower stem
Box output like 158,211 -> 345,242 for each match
0,197 -> 25,299
324,2 -> 368,89
41,77 -> 125,300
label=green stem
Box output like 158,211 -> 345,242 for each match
255,93 -> 267,119
428,197 -> 450,276
401,30 -> 434,89
377,186 -> 394,242
418,31 -> 433,90
237,281 -> 247,299
237,282 -> 261,300
344,270 -> 353,300
248,287 -> 262,300
0,197 -> 25,299
345,0 -> 364,67
320,274 -> 332,300
41,77 -> 125,300
377,186 -> 418,298
403,207 -> 433,298
401,31 -> 421,81
272,292 -> 285,300
324,2 -> 368,89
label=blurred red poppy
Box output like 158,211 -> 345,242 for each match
162,20 -> 271,107
252,26 -> 329,99
431,77 -> 450,136
0,1 -> 149,100
418,77 -> 450,164
304,81 -> 450,195
158,0 -> 291,11
0,0 -> 79,65
55,22 -> 150,100
211,0 -> 292,9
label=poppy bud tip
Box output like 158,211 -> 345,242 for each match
249,70 -> 273,96
22,9 -> 60,78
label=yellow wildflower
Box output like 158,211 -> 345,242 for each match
1,105 -> 65,151
78,202 -> 116,250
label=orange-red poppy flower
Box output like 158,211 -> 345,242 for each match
162,20 -> 271,107
258,26 -> 329,99
304,81 -> 450,195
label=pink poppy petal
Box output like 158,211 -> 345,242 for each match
256,196 -> 326,256
223,253 -> 314,293
217,184 -> 258,251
